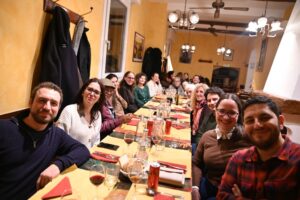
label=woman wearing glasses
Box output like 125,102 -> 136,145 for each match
192,93 -> 250,200
57,78 -> 105,148
119,71 -> 138,113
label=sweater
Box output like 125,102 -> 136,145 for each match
192,129 -> 250,187
57,104 -> 102,148
0,111 -> 89,200
133,85 -> 151,108
100,100 -> 123,139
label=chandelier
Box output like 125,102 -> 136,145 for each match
168,0 -> 200,29
181,30 -> 196,54
217,27 -> 232,56
246,0 -> 283,37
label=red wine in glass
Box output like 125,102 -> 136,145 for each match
124,138 -> 134,145
90,175 -> 105,186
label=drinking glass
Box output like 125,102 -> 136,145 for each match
124,132 -> 135,156
128,159 -> 144,200
136,116 -> 146,142
89,164 -> 105,199
104,165 -> 120,190
151,128 -> 163,153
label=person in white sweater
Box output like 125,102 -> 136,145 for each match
146,72 -> 163,97
57,78 -> 105,148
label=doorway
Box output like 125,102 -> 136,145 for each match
211,66 -> 240,93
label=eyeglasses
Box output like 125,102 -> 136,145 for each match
126,77 -> 135,80
86,87 -> 101,95
216,109 -> 239,118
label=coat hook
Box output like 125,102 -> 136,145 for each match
81,7 -> 93,17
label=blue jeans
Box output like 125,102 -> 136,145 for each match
199,177 -> 217,200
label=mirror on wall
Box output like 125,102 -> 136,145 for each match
105,0 -> 127,74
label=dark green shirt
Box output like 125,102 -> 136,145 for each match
133,85 -> 151,108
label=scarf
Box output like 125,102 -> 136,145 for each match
192,99 -> 206,135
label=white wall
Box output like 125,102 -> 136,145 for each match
264,0 -> 300,100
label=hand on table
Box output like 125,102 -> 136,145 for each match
36,164 -> 60,190
122,113 -> 133,123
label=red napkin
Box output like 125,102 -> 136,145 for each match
158,161 -> 187,172
172,124 -> 187,130
127,118 -> 140,126
90,151 -> 119,163
154,194 -> 175,200
170,114 -> 188,119
42,177 -> 72,199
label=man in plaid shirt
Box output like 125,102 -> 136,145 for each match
217,96 -> 300,200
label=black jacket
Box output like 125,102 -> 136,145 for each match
39,6 -> 80,112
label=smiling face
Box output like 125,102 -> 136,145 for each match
82,82 -> 101,107
207,93 -> 220,111
29,88 -> 61,124
125,72 -> 135,86
195,86 -> 205,101
152,73 -> 159,83
216,99 -> 239,133
243,103 -> 284,150
138,75 -> 146,85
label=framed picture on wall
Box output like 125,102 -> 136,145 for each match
179,51 -> 192,64
223,49 -> 234,61
257,37 -> 268,72
132,32 -> 145,62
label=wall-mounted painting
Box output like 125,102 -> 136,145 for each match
132,32 -> 145,62
257,38 -> 268,72
179,51 -> 192,64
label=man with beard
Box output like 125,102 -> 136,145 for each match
217,96 -> 300,200
0,82 -> 90,200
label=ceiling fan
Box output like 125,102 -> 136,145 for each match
208,25 -> 218,36
190,0 -> 249,19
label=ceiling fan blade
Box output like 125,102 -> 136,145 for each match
211,31 -> 218,37
223,7 -> 249,11
214,9 -> 220,18
189,7 -> 213,10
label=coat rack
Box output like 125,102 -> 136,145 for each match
43,0 -> 93,24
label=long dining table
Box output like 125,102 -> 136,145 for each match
30,95 -> 192,200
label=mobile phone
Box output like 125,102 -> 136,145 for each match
97,142 -> 119,150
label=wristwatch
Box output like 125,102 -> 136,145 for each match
192,186 -> 199,190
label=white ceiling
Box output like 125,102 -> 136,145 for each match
150,0 -> 295,34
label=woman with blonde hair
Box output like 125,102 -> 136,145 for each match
191,83 -> 209,152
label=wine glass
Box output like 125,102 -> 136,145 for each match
128,159 -> 144,200
124,132 -> 135,156
89,164 -> 105,199
104,165 -> 120,191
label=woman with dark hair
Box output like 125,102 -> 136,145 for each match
192,93 -> 250,200
134,72 -> 151,108
57,78 -> 105,148
119,71 -> 138,113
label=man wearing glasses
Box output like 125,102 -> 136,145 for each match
217,96 -> 300,199
0,82 -> 90,200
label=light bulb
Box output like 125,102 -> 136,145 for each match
168,12 -> 179,23
257,16 -> 267,28
189,12 -> 200,24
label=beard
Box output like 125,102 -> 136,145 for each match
249,126 -> 281,150
31,109 -> 56,124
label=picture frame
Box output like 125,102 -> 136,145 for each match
132,32 -> 145,62
223,49 -> 234,61
257,37 -> 268,72
179,51 -> 192,64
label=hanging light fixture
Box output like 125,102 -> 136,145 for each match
217,26 -> 232,56
246,0 -> 283,37
181,30 -> 196,54
168,0 -> 200,29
